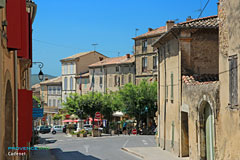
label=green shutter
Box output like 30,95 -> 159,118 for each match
171,121 -> 175,148
171,73 -> 173,100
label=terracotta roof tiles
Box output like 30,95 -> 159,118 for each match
133,26 -> 166,40
182,74 -> 219,85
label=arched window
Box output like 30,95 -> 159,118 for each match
70,77 -> 73,90
64,77 -> 68,90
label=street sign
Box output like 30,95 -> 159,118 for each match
132,129 -> 137,135
95,112 -> 101,119
42,117 -> 45,121
32,108 -> 43,118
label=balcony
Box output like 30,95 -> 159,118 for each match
44,107 -> 58,113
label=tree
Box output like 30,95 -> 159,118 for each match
118,80 -> 157,130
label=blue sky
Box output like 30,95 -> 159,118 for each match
32,0 -> 219,76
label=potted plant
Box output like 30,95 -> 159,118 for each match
79,129 -> 87,137
92,125 -> 101,137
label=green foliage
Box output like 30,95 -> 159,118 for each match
33,95 -> 40,104
53,114 -> 63,120
118,80 -> 157,124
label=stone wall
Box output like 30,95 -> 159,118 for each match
182,82 -> 219,160
217,0 -> 240,159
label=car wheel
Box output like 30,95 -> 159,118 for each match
52,131 -> 56,134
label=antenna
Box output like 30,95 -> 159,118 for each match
92,43 -> 98,51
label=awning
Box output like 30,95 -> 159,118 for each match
62,119 -> 74,123
84,117 -> 102,122
112,111 -> 124,117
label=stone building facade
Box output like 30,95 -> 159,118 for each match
88,54 -> 135,93
60,51 -> 107,101
75,72 -> 90,95
133,26 -> 166,84
153,16 -> 219,159
217,0 -> 240,159
40,77 -> 62,126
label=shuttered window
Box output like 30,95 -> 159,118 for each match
229,55 -> 238,107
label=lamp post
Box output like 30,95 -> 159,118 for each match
32,62 -> 44,81
145,106 -> 148,134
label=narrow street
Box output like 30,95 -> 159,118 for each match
33,133 -> 157,160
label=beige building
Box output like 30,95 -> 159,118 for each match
217,0 -> 240,159
133,26 -> 166,84
153,16 -> 219,159
88,54 -> 135,93
60,51 -> 107,101
40,77 -> 62,126
75,72 -> 90,95
32,83 -> 41,100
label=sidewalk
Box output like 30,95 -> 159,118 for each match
122,147 -> 189,160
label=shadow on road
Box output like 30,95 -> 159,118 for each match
38,136 -> 57,144
51,148 -> 101,160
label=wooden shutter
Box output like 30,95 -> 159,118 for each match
233,56 -> 238,106
171,73 -> 174,100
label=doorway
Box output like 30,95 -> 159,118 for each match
200,101 -> 215,160
181,112 -> 189,157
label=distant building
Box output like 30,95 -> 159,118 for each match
133,26 -> 166,84
40,77 -> 62,126
88,54 -> 135,93
60,51 -> 107,101
32,83 -> 41,100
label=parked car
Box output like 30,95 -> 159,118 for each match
83,124 -> 92,133
51,125 -> 64,134
39,126 -> 51,134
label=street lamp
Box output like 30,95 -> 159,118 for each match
32,62 -> 44,81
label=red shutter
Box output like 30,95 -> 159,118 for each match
18,1 -> 29,59
6,0 -> 22,49
18,89 -> 32,152
29,13 -> 33,66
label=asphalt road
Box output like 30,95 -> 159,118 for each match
35,133 -> 157,160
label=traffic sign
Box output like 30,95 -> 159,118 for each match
95,112 -> 101,119
42,117 -> 45,121
32,108 -> 43,118
132,129 -> 137,135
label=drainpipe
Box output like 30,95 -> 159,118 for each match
157,48 -> 161,147
14,51 -> 18,148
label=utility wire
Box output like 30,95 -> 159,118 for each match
198,0 -> 210,18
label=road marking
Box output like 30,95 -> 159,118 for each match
122,139 -> 129,148
142,140 -> 148,145
84,145 -> 89,153
58,140 -> 63,142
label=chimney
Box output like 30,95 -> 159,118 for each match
99,57 -> 104,61
186,16 -> 192,21
44,77 -> 48,81
217,2 -> 220,16
166,20 -> 175,31
148,28 -> 153,32
126,54 -> 130,59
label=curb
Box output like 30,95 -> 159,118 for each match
121,148 -> 144,159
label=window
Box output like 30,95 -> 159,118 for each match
142,57 -> 148,72
84,79 -> 88,89
48,99 -> 52,107
53,99 -> 56,107
57,87 -> 61,94
100,77 -> 103,88
153,56 -> 158,69
48,87 -> 52,94
142,39 -> 147,53
116,66 -> 119,72
128,75 -> 132,83
70,77 -> 73,90
53,87 -> 56,94
171,73 -> 174,101
64,77 -> 68,90
229,55 -> 238,106
166,85 -> 168,101
114,75 -> 118,86
70,63 -> 74,74
118,77 -> 120,87
129,65 -> 131,72
100,67 -> 102,73
121,75 -> 124,85
64,64 -> 68,74
58,100 -> 61,107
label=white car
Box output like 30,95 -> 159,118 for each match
83,124 -> 92,133
51,125 -> 64,134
